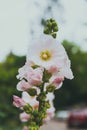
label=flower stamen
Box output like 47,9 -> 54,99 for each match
40,50 -> 51,61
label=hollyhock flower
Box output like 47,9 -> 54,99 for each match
26,67 -> 43,86
17,60 -> 43,86
19,112 -> 30,122
13,95 -> 26,108
22,126 -> 28,130
17,60 -> 34,80
22,92 -> 39,110
27,35 -> 73,79
17,80 -> 31,91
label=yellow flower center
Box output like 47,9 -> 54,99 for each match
40,50 -> 51,61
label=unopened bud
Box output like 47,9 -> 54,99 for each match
23,104 -> 33,114
43,28 -> 50,34
39,112 -> 47,119
28,88 -> 37,96
29,126 -> 39,130
52,21 -> 57,27
53,26 -> 58,32
44,101 -> 51,108
51,32 -> 56,38
46,21 -> 52,28
46,85 -> 55,92
37,92 -> 46,101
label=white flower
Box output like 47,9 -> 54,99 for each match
17,60 -> 44,86
22,92 -> 39,109
27,35 -> 73,79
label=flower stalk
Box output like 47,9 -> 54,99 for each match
13,18 -> 73,130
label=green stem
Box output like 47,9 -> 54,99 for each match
38,82 -> 45,111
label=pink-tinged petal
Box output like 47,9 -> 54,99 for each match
19,112 -> 30,122
53,77 -> 64,85
13,95 -> 26,108
22,126 -> 28,130
43,106 -> 55,123
43,116 -> 51,123
47,107 -> 55,118
48,65 -> 61,74
53,77 -> 64,89
17,80 -> 30,91
27,67 -> 43,86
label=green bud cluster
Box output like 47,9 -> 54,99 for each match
43,18 -> 58,38
28,125 -> 39,130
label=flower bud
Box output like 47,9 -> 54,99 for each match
32,110 -> 38,117
46,85 -> 55,92
44,101 -> 51,109
28,126 -> 39,130
37,92 -> 46,101
50,18 -> 55,23
52,21 -> 57,27
28,88 -> 37,96
43,69 -> 52,82
51,32 -> 56,38
43,27 -> 50,34
46,21 -> 52,28
13,95 -> 26,108
23,103 -> 33,114
53,26 -> 58,32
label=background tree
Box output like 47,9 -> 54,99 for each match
0,53 -> 26,129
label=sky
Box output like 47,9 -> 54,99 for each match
0,0 -> 87,62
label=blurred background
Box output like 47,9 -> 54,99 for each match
0,0 -> 87,130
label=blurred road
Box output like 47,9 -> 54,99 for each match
40,120 -> 87,130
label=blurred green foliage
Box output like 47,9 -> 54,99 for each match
0,41 -> 87,128
0,52 -> 26,129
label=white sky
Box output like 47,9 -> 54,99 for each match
0,0 -> 87,62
